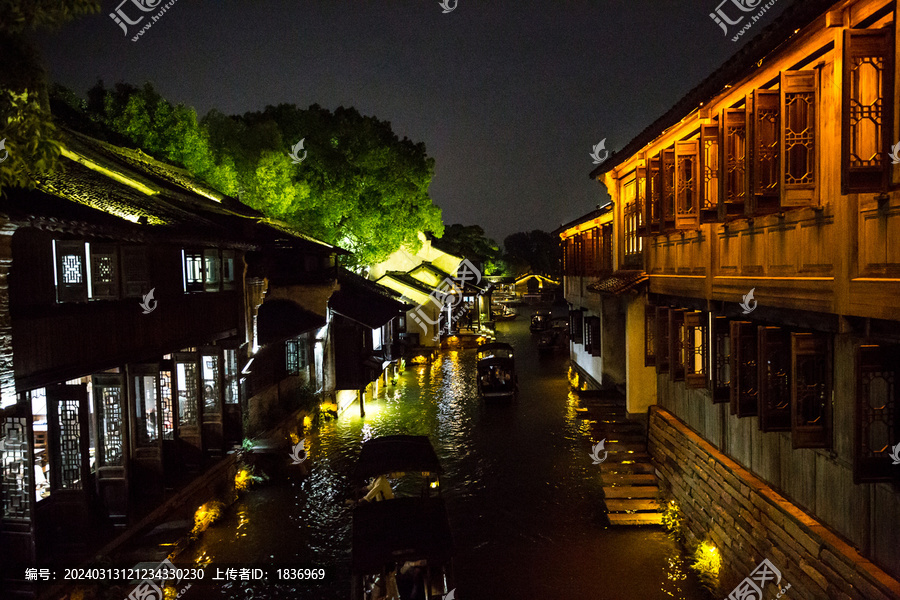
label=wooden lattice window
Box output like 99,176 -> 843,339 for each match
222,250 -> 236,291
854,344 -> 899,483
584,316 -> 598,356
286,339 -> 301,376
89,244 -> 119,300
601,224 -> 613,273
645,156 -> 661,235
780,70 -> 819,207
720,109 -> 747,219
700,125 -> 719,222
94,374 -> 126,464
661,148 -> 676,232
730,321 -> 758,417
644,304 -> 656,367
54,240 -> 87,303
569,309 -> 584,344
675,141 -> 700,229
623,178 -> 642,268
710,315 -> 731,403
655,307 -> 670,374
748,90 -> 780,215
636,166 -> 647,237
684,312 -> 708,388
668,309 -> 685,382
184,250 -> 205,293
842,28 -> 894,194
757,326 -> 791,431
121,246 -> 150,298
791,332 -> 832,449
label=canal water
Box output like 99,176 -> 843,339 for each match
179,311 -> 707,599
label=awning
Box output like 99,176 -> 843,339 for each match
328,274 -> 414,329
586,270 -> 648,296
353,435 -> 443,480
257,299 -> 326,346
351,497 -> 453,574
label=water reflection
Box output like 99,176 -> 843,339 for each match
178,316 -> 707,599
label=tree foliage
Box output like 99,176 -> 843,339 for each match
0,0 -> 100,197
503,230 -> 561,278
436,224 -> 509,276
73,83 -> 443,266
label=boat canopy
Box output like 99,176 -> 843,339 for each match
351,496 -> 454,573
476,342 -> 514,361
353,435 -> 442,480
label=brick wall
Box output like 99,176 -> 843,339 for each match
648,406 -> 900,600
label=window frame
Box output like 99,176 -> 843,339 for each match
644,304 -> 656,367
791,332 -> 832,449
719,108 -> 747,220
747,89 -> 781,215
668,308 -> 685,382
730,320 -> 759,417
757,325 -> 792,432
683,311 -> 708,389
841,27 -> 895,194
655,307 -> 670,374
854,343 -> 899,483
54,240 -> 88,303
780,70 -> 820,208
709,315 -> 731,403
674,140 -> 700,230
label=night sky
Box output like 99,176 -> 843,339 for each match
36,0 -> 790,243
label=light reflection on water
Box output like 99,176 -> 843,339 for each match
179,316 -> 708,600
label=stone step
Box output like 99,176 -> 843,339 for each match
605,499 -> 661,512
607,512 -> 663,526
601,461 -> 655,474
603,485 -> 659,499
604,452 -> 651,462
605,442 -> 647,452
601,473 -> 658,486
603,433 -> 646,443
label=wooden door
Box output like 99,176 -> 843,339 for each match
173,353 -> 202,468
43,384 -> 91,555
92,374 -> 129,525
199,347 -> 224,457
129,366 -> 164,499
1,407 -> 37,580
221,346 -> 242,448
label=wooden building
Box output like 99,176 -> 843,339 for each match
562,0 -> 900,596
0,127 -> 343,593
329,269 -> 411,415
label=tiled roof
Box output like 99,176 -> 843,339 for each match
586,270 -> 648,296
12,126 -> 340,252
330,269 -> 413,329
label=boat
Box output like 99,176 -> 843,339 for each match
476,342 -> 517,399
530,309 -> 553,332
493,305 -> 518,320
350,436 -> 454,600
537,323 -> 568,354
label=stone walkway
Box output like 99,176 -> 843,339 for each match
578,389 -> 663,525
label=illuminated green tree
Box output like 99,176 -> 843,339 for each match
0,0 -> 101,196
76,84 -> 443,266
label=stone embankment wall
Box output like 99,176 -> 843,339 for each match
648,406 -> 900,600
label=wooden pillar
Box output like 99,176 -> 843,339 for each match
359,389 -> 364,418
